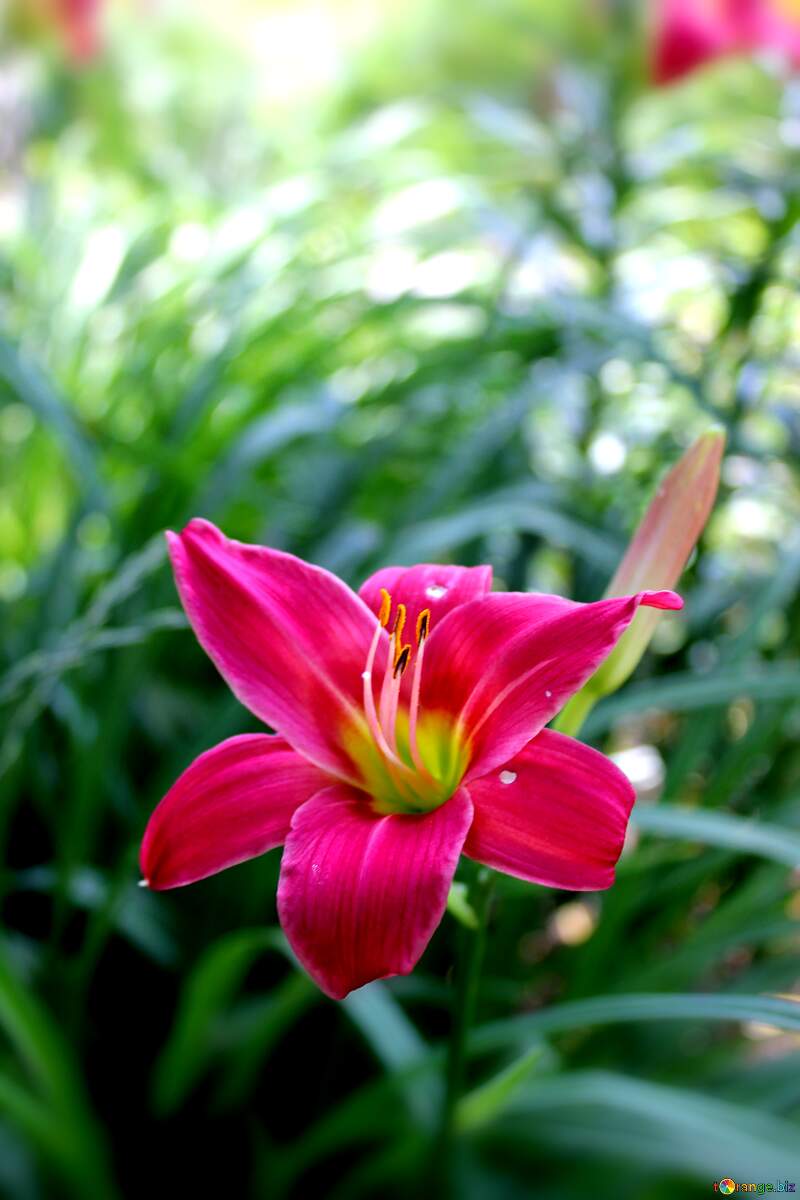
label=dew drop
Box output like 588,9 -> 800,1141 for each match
426,584 -> 447,599
361,670 -> 371,681
545,689 -> 552,698
499,770 -> 517,785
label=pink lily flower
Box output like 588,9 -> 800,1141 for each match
652,0 -> 800,85
140,519 -> 681,999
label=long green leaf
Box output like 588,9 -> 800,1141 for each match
342,983 -> 437,1127
585,664 -> 800,734
153,927 -> 290,1114
631,803 -> 800,868
499,1071 -> 800,1179
471,992 -> 800,1055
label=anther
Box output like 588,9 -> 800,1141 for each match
378,588 -> 392,628
415,608 -> 430,645
393,644 -> 411,678
392,602 -> 406,642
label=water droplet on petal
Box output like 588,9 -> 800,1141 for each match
361,670 -> 371,681
545,689 -> 552,698
499,770 -> 517,785
426,584 -> 447,599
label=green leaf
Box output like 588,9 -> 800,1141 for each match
456,1044 -> 549,1132
0,334 -> 106,511
0,945 -> 116,1198
385,487 -> 622,571
152,928 -> 290,1114
471,992 -> 800,1055
447,882 -> 480,930
584,664 -> 800,735
631,803 -> 800,868
342,983 -> 437,1127
500,1071 -> 800,1180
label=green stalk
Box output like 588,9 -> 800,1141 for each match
551,688 -> 596,739
429,868 -> 494,1197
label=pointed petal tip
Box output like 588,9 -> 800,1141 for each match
640,589 -> 683,611
693,427 -> 726,462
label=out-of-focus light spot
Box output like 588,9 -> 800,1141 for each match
728,495 -> 783,539
599,358 -> 634,395
412,252 -> 481,299
248,4 -> 345,103
611,744 -> 665,795
589,432 -> 626,475
727,698 -> 754,740
71,226 -> 126,311
0,563 -> 27,602
216,206 -> 269,259
506,236 -> 589,307
330,365 -> 372,404
779,117 -> 800,147
373,179 -> 463,237
617,249 -> 716,323
549,901 -> 597,947
723,455 -> 760,488
0,188 -> 23,240
352,101 -> 428,150
0,404 -> 35,444
190,316 -> 228,357
404,304 -> 486,342
170,222 -> 211,264
652,617 -> 687,655
743,1021 -> 784,1040
758,610 -> 788,650
266,176 -> 318,217
365,244 -> 416,303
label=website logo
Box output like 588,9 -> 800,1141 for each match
713,1182 -> 796,1195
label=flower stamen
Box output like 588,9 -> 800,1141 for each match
362,618 -> 408,773
361,592 -> 439,805
408,608 -> 430,774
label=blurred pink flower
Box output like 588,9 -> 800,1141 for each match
652,0 -> 800,84
54,0 -> 103,61
140,519 -> 680,998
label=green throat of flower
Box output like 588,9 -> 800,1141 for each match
350,589 -> 469,815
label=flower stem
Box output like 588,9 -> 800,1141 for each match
430,867 -> 494,1196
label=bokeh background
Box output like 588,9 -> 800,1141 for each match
3,1 -> 800,1197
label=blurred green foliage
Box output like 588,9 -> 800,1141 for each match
2,1 -> 800,1197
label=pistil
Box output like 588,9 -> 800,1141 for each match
408,608 -> 430,774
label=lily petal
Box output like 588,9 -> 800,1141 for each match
464,729 -> 635,890
277,785 -> 473,999
141,734 -> 329,890
168,519 -> 386,781
421,589 -> 681,782
359,563 -> 492,636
